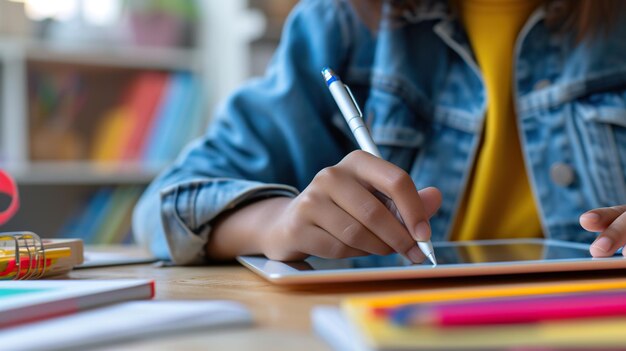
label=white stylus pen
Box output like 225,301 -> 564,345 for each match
321,67 -> 437,266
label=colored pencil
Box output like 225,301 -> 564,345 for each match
390,290 -> 626,327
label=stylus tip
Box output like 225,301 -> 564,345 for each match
417,241 -> 437,266
427,253 -> 437,266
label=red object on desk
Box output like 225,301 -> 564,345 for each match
391,290 -> 626,327
0,170 -> 19,226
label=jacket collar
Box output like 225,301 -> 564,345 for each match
382,0 -> 451,26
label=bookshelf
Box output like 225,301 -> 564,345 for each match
7,161 -> 160,185
0,0 -> 295,243
23,41 -> 201,71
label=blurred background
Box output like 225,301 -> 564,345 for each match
0,0 -> 297,244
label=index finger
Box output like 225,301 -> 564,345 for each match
590,211 -> 626,257
342,151 -> 437,242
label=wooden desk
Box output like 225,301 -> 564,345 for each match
70,249 -> 626,350
70,263 -> 331,350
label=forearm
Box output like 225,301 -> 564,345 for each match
207,197 -> 292,261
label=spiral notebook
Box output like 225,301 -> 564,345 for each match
0,232 -> 83,280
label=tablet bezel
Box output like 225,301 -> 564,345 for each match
236,239 -> 626,284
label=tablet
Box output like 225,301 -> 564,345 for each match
237,239 -> 626,284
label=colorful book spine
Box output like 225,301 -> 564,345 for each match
91,107 -> 132,161
90,70 -> 204,165
120,72 -> 169,160
94,187 -> 143,244
62,69 -> 205,244
169,74 -> 206,154
59,188 -> 113,241
142,72 -> 193,164
59,186 -> 143,244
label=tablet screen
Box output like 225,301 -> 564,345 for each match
285,241 -> 592,271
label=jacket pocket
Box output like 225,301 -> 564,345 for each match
364,87 -> 427,171
572,92 -> 626,207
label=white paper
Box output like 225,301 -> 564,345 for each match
0,300 -> 252,351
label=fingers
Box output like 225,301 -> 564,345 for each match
313,199 -> 394,256
296,150 -> 441,263
294,225 -> 369,259
580,206 -> 626,257
588,210 -> 626,257
323,168 -> 423,262
341,151 -> 441,242
580,205 -> 626,232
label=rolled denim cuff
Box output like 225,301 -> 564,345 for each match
160,179 -> 299,265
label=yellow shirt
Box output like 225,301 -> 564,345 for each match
451,0 -> 543,241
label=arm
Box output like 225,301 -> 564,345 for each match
132,0 -> 357,264
134,0 -> 442,264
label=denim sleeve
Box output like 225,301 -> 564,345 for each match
132,0 -> 356,265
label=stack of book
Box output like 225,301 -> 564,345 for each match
313,279 -> 626,350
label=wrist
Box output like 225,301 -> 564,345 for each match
207,197 -> 293,260
254,197 -> 293,257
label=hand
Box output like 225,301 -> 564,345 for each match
580,205 -> 626,257
261,150 -> 442,262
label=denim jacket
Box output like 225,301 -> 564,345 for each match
133,0 -> 626,264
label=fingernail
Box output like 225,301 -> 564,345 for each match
407,246 -> 425,264
592,236 -> 614,253
581,212 -> 600,223
414,221 -> 431,241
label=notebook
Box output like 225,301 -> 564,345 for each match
38,238 -> 84,275
0,300 -> 252,351
77,250 -> 157,269
0,279 -> 154,328
0,234 -> 84,279
313,278 -> 626,350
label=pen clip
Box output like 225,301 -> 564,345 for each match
344,85 -> 363,118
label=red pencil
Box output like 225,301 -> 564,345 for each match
390,290 -> 626,327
